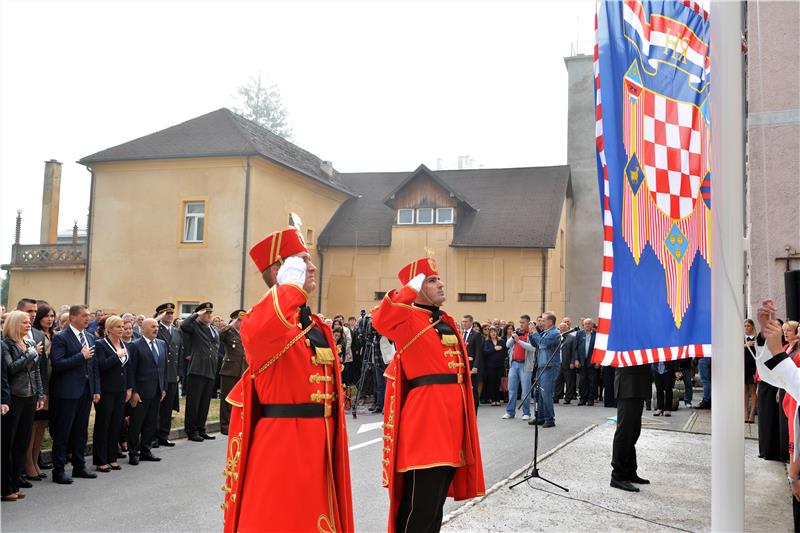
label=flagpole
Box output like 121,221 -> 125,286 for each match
710,1 -> 746,531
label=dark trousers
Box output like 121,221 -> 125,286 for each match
158,382 -> 179,440
579,364 -> 598,401
2,395 -> 35,495
486,366 -> 504,402
396,466 -> 456,533
373,365 -> 386,410
603,367 -> 617,407
128,393 -> 160,456
219,375 -> 237,434
92,391 -> 125,465
184,375 -> 214,437
611,397 -> 644,481
653,372 -> 675,411
554,366 -> 577,401
49,387 -> 92,473
793,493 -> 799,533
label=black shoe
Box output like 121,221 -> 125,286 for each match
128,456 -> 140,466
610,478 -> 640,492
587,401 -> 594,406
542,421 -> 556,428
24,474 -> 41,482
38,472 -> 47,479
199,433 -> 216,440
116,452 -> 127,459
563,400 -> 572,405
695,400 -> 711,410
630,474 -> 650,484
528,418 -> 545,426
52,472 -> 73,485
139,453 -> 161,462
158,439 -> 176,447
373,408 -> 383,414
151,441 -> 160,448
188,435 -> 204,442
38,458 -> 53,470
72,469 -> 97,479
577,401 -> 586,406
18,478 -> 33,488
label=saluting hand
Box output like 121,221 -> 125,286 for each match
277,255 -> 307,287
406,273 -> 426,293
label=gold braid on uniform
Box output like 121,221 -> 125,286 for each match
254,322 -> 315,376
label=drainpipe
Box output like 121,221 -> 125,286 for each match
239,157 -> 252,309
83,168 -> 95,305
316,246 -> 324,314
540,248 -> 548,315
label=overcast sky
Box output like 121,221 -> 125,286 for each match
0,0 -> 594,267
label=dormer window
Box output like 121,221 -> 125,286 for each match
436,207 -> 454,224
397,209 -> 414,225
416,208 -> 434,224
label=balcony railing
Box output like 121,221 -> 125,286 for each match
7,243 -> 87,268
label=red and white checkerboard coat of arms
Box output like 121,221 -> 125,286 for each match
619,1 -> 712,328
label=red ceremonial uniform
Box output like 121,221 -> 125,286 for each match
221,229 -> 353,533
372,258 -> 485,533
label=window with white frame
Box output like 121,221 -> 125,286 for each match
183,201 -> 205,242
397,209 -> 414,225
416,208 -> 434,224
436,207 -> 454,224
178,302 -> 199,318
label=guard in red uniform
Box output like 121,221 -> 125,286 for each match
221,228 -> 353,533
373,258 -> 485,533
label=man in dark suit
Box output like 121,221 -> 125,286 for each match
460,315 -> 484,411
126,319 -> 167,465
181,302 -> 220,442
17,298 -> 45,359
49,304 -> 101,484
154,303 -> 182,448
554,322 -> 578,404
610,364 -> 652,492
575,319 -> 598,406
218,309 -> 247,435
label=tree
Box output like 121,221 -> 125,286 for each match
234,75 -> 293,140
1,272 -> 8,308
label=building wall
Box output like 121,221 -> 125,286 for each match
564,54 -> 604,321
746,1 -> 800,319
7,268 -> 85,311
319,202 -> 568,321
87,157 -> 248,315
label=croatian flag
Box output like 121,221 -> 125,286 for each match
592,0 -> 712,367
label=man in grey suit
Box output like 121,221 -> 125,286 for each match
554,322 -> 578,404
181,302 -> 220,442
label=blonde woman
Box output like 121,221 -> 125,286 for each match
92,316 -> 131,472
1,311 -> 44,501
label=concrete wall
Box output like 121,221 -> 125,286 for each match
319,200 -> 569,321
564,54 -> 604,321
87,157 -> 248,316
746,1 -> 800,319
7,268 -> 85,311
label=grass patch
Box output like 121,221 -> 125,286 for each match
41,396 -> 220,451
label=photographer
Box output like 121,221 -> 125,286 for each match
503,315 -> 536,421
358,312 -> 385,413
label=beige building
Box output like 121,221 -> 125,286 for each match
4,109 -> 572,319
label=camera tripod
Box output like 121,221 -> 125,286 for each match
509,332 -> 569,492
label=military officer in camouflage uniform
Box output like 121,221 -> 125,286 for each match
218,309 -> 248,435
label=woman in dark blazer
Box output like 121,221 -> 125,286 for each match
1,311 -> 44,501
482,327 -> 506,406
25,304 -> 56,480
92,315 -> 131,472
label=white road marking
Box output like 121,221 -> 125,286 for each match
348,437 -> 382,451
357,421 -> 384,434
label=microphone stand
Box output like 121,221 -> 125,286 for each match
509,331 -> 569,492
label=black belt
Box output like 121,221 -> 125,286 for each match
408,373 -> 462,390
260,403 -> 325,418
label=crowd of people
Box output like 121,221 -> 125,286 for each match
0,297 -> 249,502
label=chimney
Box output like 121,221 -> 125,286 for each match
41,159 -> 62,244
320,160 -> 334,178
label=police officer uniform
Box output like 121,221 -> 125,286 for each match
181,302 -> 220,442
155,303 -> 182,446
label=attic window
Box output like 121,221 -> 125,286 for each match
416,208 -> 434,224
436,208 -> 454,224
397,209 -> 414,225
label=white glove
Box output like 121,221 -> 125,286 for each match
277,256 -> 307,287
407,273 -> 426,292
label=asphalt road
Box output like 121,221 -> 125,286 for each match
1,401 -> 692,532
